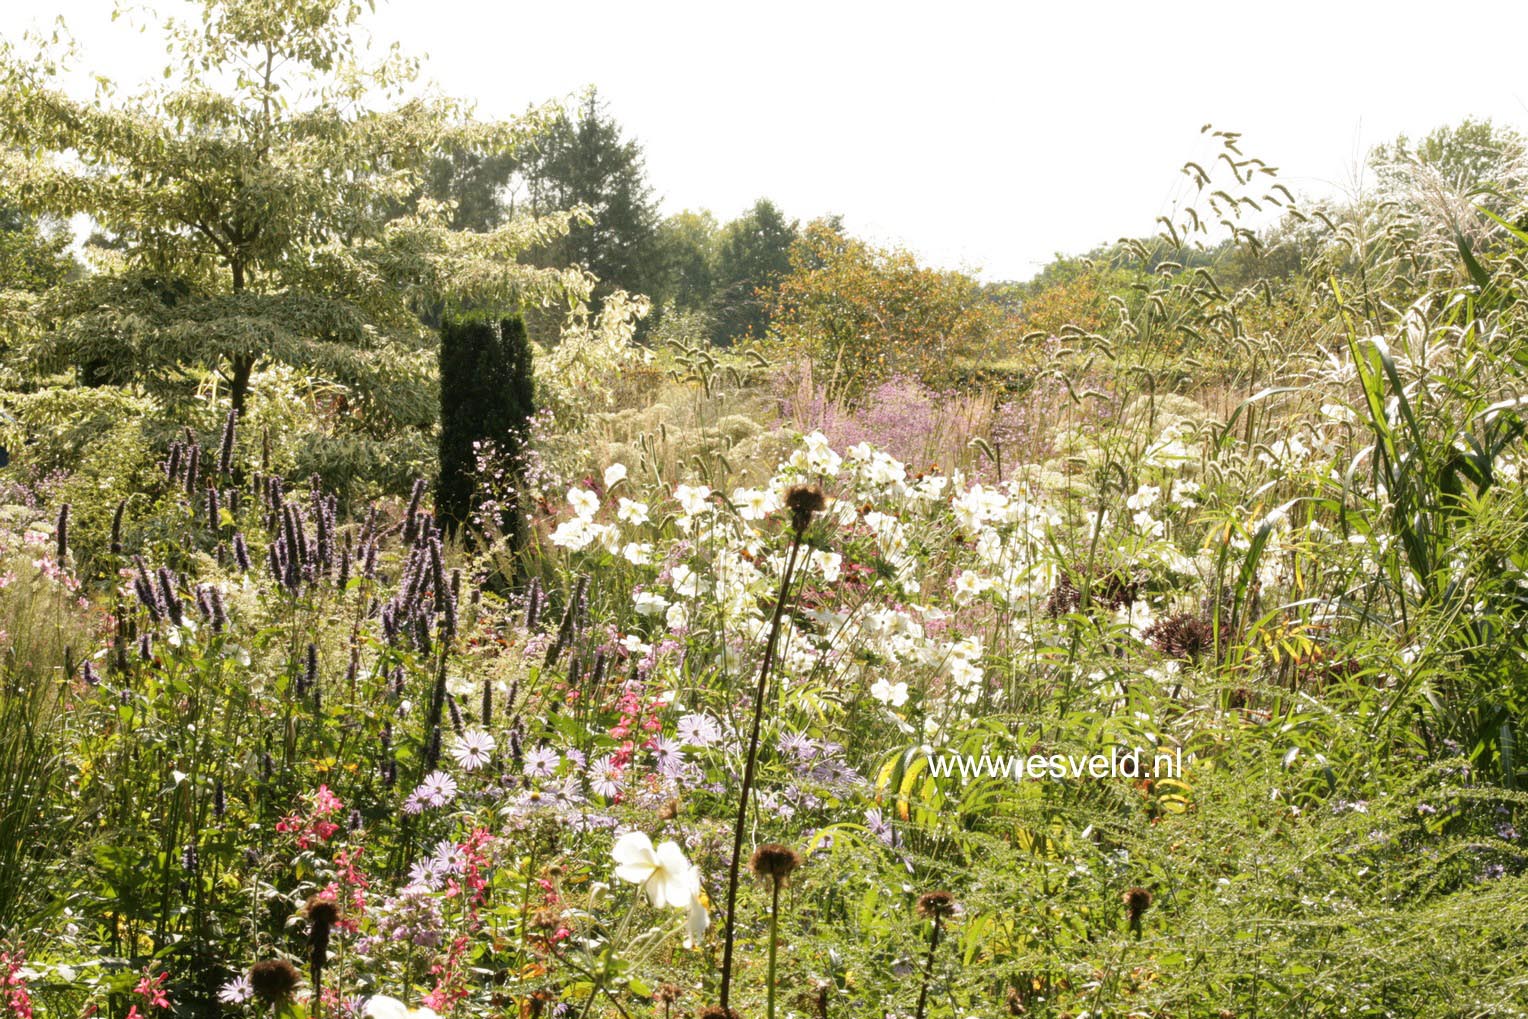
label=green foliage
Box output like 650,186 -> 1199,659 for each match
436,314 -> 534,542
0,0 -> 587,425
652,209 -> 720,315
769,218 -> 1006,399
709,198 -> 799,344
0,205 -> 74,345
518,89 -> 659,314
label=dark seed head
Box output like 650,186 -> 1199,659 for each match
305,895 -> 342,929
1123,886 -> 1153,926
248,958 -> 301,1003
750,843 -> 803,883
218,408 -> 238,476
785,484 -> 826,534
55,503 -> 69,561
916,890 -> 957,920
110,499 -> 127,555
1144,613 -> 1214,661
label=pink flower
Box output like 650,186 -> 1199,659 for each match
313,784 -> 343,815
133,970 -> 171,1011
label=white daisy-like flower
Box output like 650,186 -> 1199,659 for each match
549,517 -> 595,550
603,463 -> 628,488
952,570 -> 989,605
1170,479 -> 1200,507
810,550 -> 842,582
671,564 -> 704,598
733,487 -> 780,521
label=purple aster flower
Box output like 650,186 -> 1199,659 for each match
451,729 -> 496,772
432,839 -> 466,874
407,857 -> 444,888
524,745 -> 559,778
865,807 -> 897,846
651,735 -> 686,777
416,770 -> 458,808
218,975 -> 253,1005
556,773 -> 587,805
778,730 -> 818,759
676,712 -> 721,747
589,755 -> 621,799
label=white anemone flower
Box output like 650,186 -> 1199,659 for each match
617,498 -> 650,525
684,893 -> 710,948
364,996 -> 440,1019
612,831 -> 702,910
675,483 -> 712,516
567,487 -> 599,519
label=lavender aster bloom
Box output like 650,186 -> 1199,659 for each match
451,729 -> 495,772
676,712 -> 722,747
523,746 -> 559,778
589,755 -> 621,799
416,770 -> 458,808
218,975 -> 253,1005
651,735 -> 686,777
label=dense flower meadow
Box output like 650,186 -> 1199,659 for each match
4,310 -> 1528,1019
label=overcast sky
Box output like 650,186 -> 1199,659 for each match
5,0 -> 1527,281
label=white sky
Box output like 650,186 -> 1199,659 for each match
5,0 -> 1528,281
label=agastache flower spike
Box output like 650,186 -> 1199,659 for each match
157,567 -> 183,626
217,408 -> 237,476
111,498 -> 127,555
55,502 -> 69,562
403,478 -> 426,544
183,442 -> 200,496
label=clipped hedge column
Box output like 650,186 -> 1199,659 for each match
437,314 -> 534,546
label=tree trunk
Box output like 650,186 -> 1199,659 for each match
229,354 -> 255,417
228,259 -> 253,414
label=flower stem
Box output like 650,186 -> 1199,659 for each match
914,916 -> 943,1019
766,877 -> 782,1019
719,533 -> 805,1009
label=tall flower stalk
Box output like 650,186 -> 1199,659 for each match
751,844 -> 802,1019
914,891 -> 956,1019
718,486 -> 824,1010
